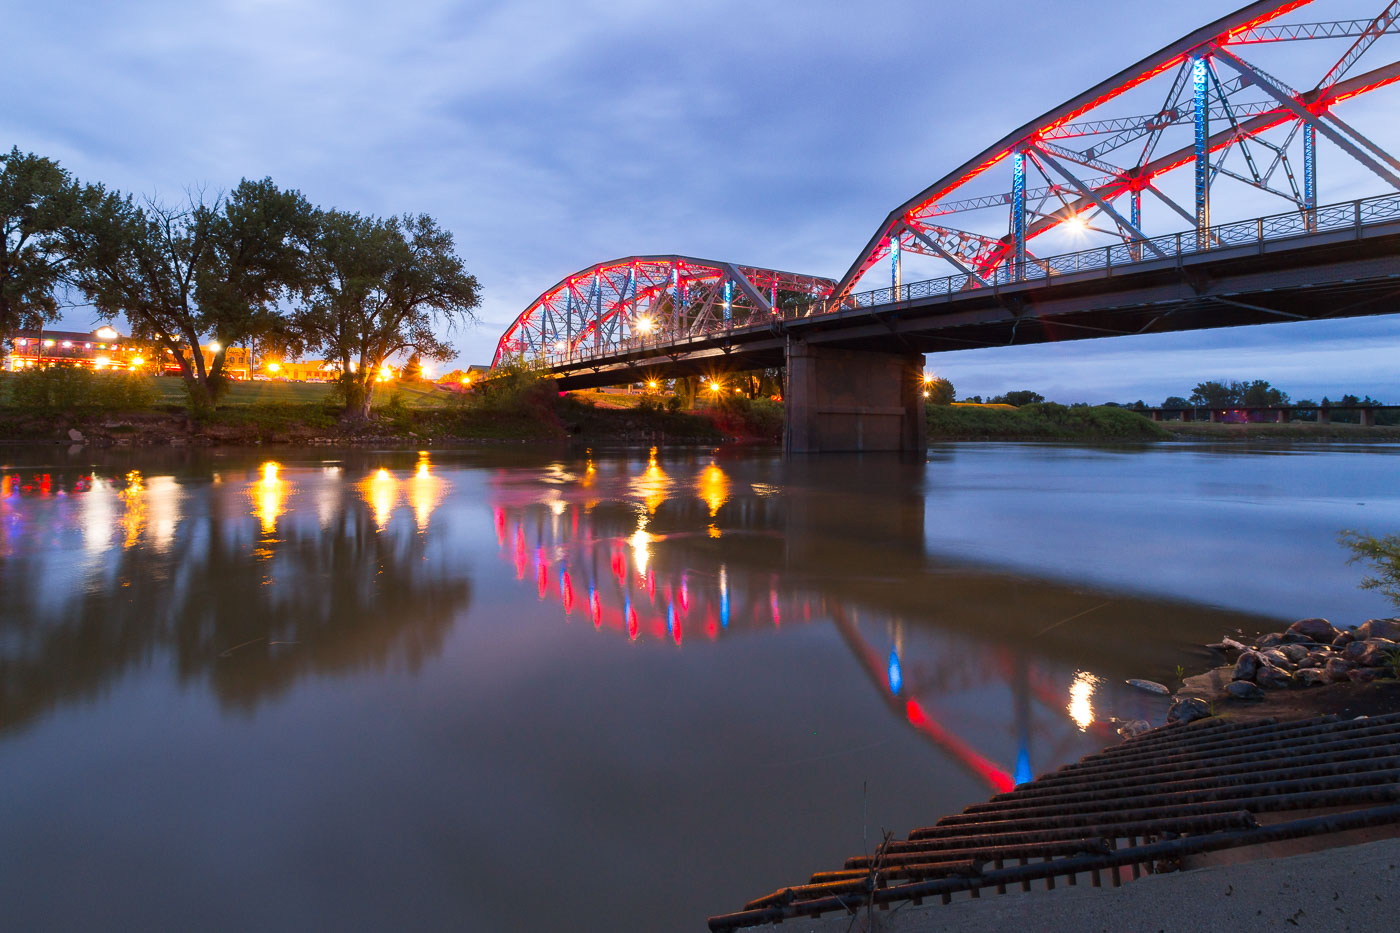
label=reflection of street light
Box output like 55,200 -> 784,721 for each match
553,341 -> 565,352
95,356 -> 111,368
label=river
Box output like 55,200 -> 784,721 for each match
2,441 -> 1397,931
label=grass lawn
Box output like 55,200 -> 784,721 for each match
149,377 -> 457,409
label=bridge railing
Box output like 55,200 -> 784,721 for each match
533,191 -> 1400,370
841,190 -> 1400,312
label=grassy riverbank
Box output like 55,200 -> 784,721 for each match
1163,421 -> 1400,440
926,402 -> 1171,440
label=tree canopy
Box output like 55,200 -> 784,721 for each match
0,148 -> 72,337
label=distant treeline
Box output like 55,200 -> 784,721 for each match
0,147 -> 480,417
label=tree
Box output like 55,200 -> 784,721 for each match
58,179 -> 311,409
297,210 -> 480,419
926,377 -> 955,406
196,178 -> 317,372
1189,381 -> 1237,408
1163,396 -> 1190,409
401,353 -> 424,382
991,390 -> 1045,406
1340,530 -> 1400,607
0,148 -> 71,338
1239,379 -> 1288,407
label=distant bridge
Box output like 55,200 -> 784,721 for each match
493,1 -> 1400,452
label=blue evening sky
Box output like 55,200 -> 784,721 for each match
5,0 -> 1399,404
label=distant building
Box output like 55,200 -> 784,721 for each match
4,327 -> 147,372
3,327 -> 257,380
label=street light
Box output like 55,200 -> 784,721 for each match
207,340 -> 222,353
635,317 -> 654,334
266,362 -> 281,374
647,380 -> 658,390
709,381 -> 722,393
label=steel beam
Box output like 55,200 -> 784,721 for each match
1032,146 -> 1168,258
1194,54 -> 1212,248
1012,151 -> 1027,281
901,224 -> 992,286
1214,47 -> 1400,190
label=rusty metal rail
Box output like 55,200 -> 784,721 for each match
708,714 -> 1400,931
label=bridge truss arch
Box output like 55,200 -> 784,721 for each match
492,256 -> 834,368
833,0 -> 1400,302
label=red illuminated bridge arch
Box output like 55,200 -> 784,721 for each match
492,256 -> 834,368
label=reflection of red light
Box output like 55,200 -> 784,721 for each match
536,555 -> 548,599
611,549 -> 625,582
705,611 -> 718,640
672,616 -> 682,646
513,526 -> 527,579
627,605 -> 639,640
906,699 -> 1015,793
646,569 -> 655,602
591,590 -> 602,628
494,507 -> 506,545
680,576 -> 690,613
770,588 -> 781,627
561,571 -> 574,614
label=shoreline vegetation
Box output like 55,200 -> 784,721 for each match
4,370 -> 1400,447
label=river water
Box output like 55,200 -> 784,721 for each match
1,441 -> 1397,931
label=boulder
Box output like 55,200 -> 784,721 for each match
1126,679 -> 1171,696
1224,681 -> 1265,701
1261,648 -> 1295,671
1334,631 -> 1356,649
1255,665 -> 1294,690
1233,651 -> 1263,682
67,428 -> 85,443
1349,668 -> 1380,684
1116,719 -> 1152,739
1297,669 -> 1332,688
1303,651 -> 1331,668
1279,644 -> 1311,664
1256,632 -> 1284,649
1343,638 -> 1397,668
1168,697 -> 1212,725
1325,657 -> 1356,679
1356,619 -> 1400,642
1280,632 -> 1314,645
1286,618 -> 1339,644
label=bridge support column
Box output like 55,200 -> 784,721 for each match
1362,408 -> 1376,427
1209,409 -> 1223,423
784,340 -> 926,454
1319,407 -> 1332,425
1275,409 -> 1290,424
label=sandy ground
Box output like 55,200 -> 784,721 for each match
736,837 -> 1400,932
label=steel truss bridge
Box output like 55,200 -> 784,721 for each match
492,0 -> 1400,447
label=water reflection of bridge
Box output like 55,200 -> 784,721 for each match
489,448 -> 1279,792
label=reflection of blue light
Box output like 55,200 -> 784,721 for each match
887,648 -> 902,696
1014,741 -> 1033,787
720,591 -> 730,628
667,603 -> 675,635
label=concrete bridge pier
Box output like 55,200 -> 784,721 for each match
783,340 -> 926,454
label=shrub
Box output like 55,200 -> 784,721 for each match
4,367 -> 156,412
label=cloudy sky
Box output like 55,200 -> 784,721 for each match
7,0 -> 1400,403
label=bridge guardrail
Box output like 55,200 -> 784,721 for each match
535,191 -> 1400,370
